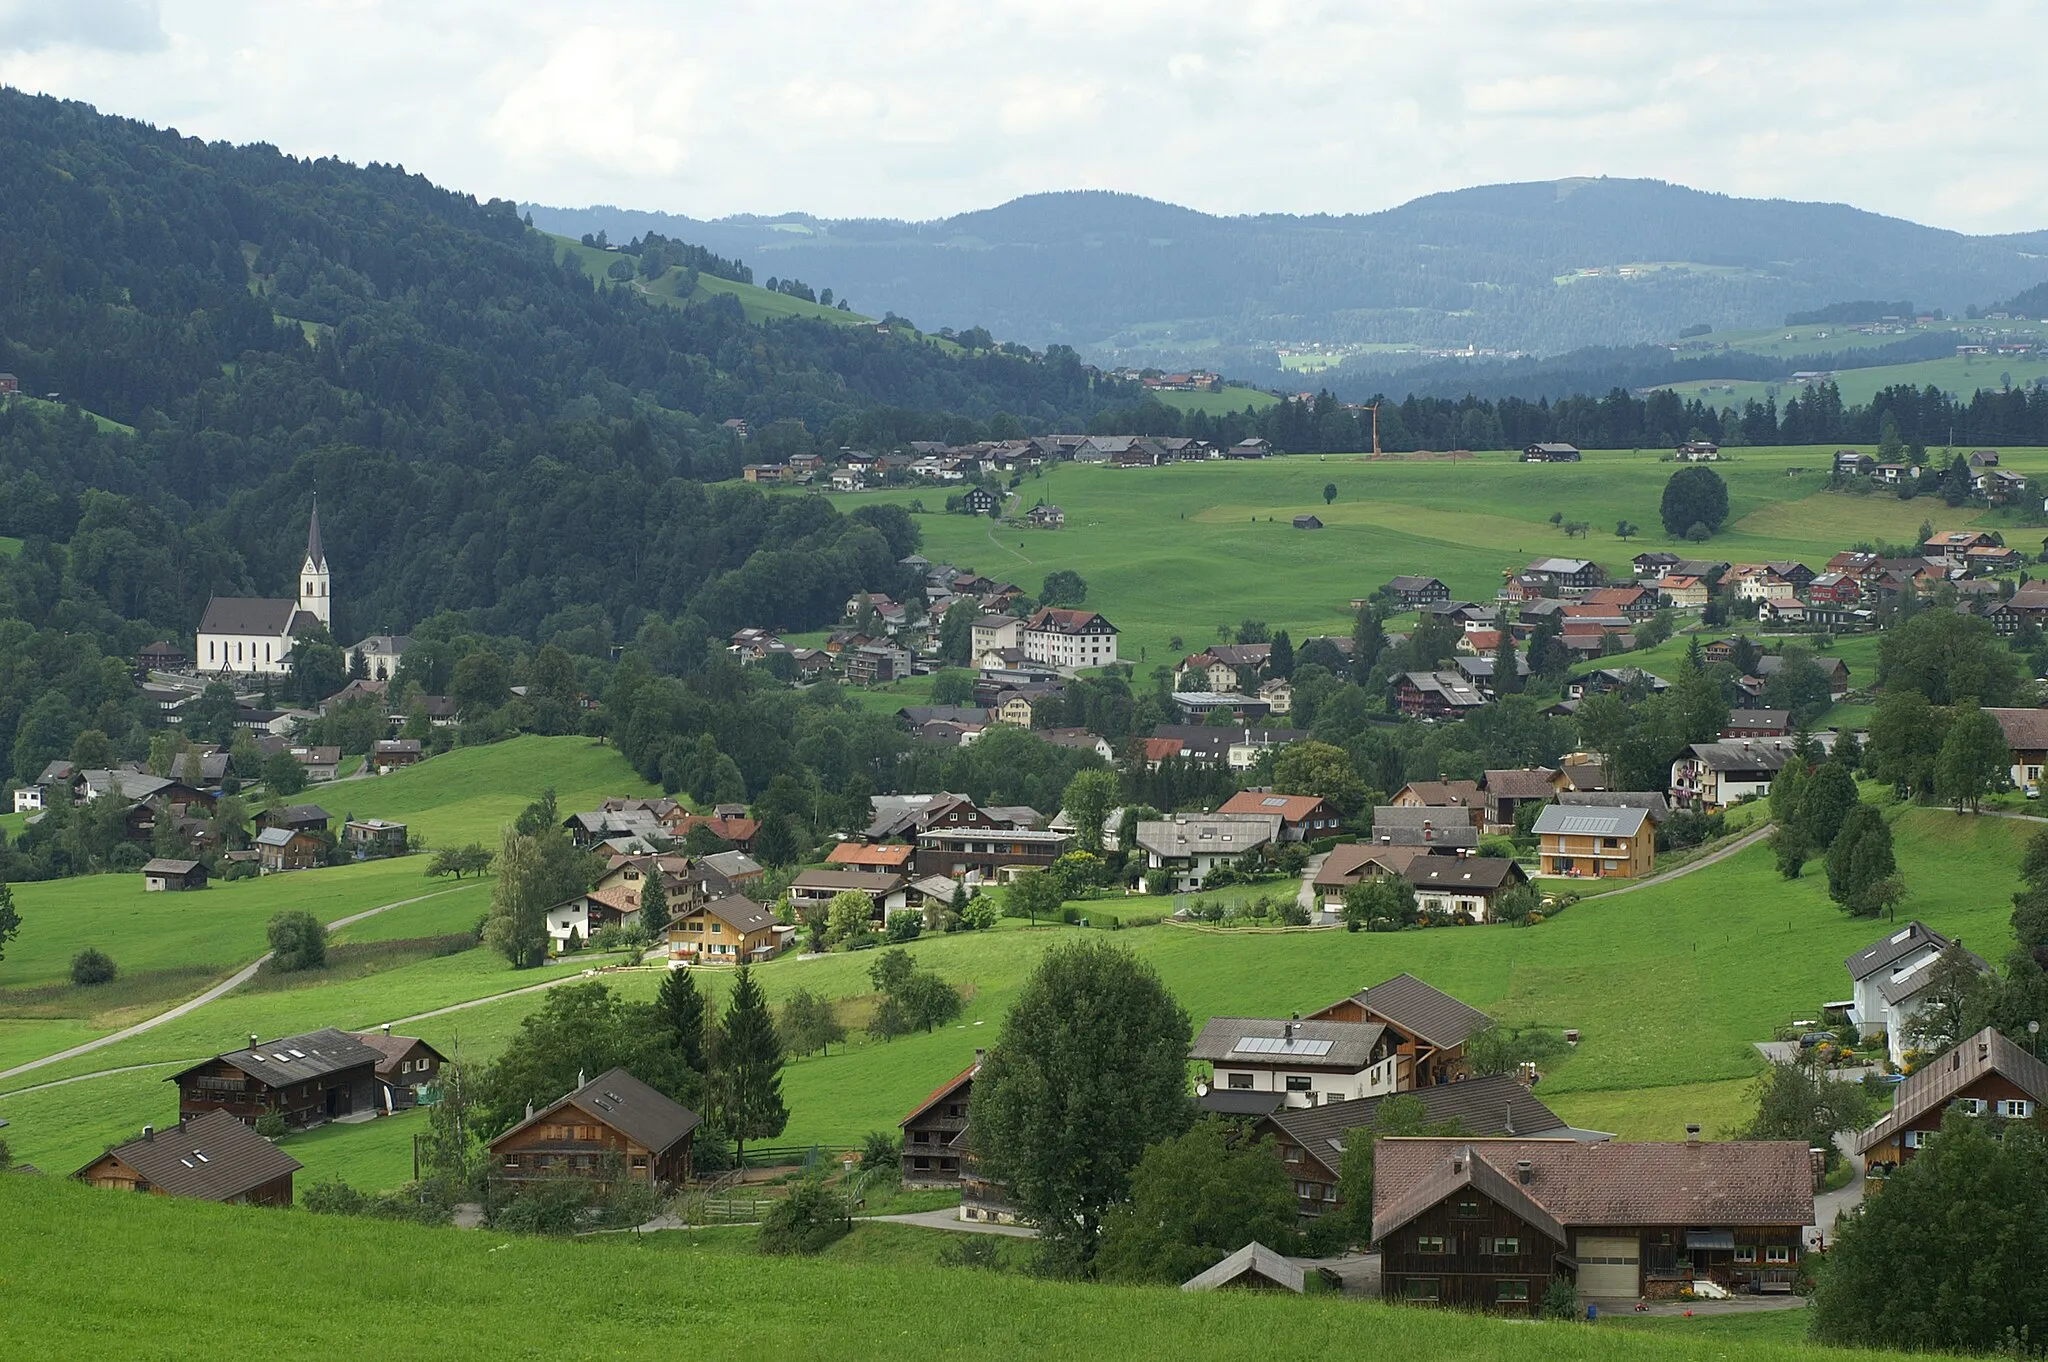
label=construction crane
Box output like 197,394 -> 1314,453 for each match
1362,403 -> 1382,456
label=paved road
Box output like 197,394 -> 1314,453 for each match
863,1207 -> 1038,1238
1594,822 -> 1774,899
1809,1130 -> 1866,1249
1296,851 -> 1329,911
0,881 -> 485,1086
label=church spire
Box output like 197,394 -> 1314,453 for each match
305,495 -> 327,572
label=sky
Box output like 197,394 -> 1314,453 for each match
2,0 -> 2044,234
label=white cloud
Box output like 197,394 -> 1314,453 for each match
0,0 -> 2043,232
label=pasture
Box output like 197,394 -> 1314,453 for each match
1,1174 -> 1916,1361
1149,385 -> 1280,415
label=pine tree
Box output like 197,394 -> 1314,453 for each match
1351,607 -> 1385,682
1266,630 -> 1294,679
637,867 -> 670,938
1491,626 -> 1519,696
655,966 -> 707,1072
714,965 -> 787,1163
0,881 -> 19,964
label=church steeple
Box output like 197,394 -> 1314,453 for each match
300,495 -> 331,629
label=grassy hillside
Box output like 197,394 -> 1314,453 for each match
1656,353 -> 2048,409
547,232 -> 875,327
1151,385 -> 1280,415
0,1175 -> 1914,1362
826,447 -> 2048,666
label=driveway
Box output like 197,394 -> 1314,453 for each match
1596,823 -> 1773,898
1296,851 -> 1329,911
862,1207 -> 1037,1238
1810,1131 -> 1867,1249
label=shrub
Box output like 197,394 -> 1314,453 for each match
884,910 -> 922,943
859,1129 -> 900,1171
70,947 -> 117,986
254,1108 -> 287,1139
265,910 -> 327,972
758,1175 -> 850,1255
1541,1275 -> 1580,1320
494,1178 -> 597,1235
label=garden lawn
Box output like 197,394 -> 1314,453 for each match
0,1175 -> 1924,1362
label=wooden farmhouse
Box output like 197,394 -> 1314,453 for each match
1307,973 -> 1493,1089
489,1067 -> 699,1190
170,1028 -> 383,1129
1853,1027 -> 2048,1173
74,1110 -> 302,1207
142,857 -> 208,892
351,1027 -> 448,1112
665,894 -> 787,965
899,1053 -> 978,1188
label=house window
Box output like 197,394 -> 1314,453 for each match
1765,1247 -> 1791,1265
1285,1075 -> 1313,1092
1952,1098 -> 1986,1116
1496,1280 -> 1530,1302
1284,1145 -> 1303,1163
1226,1072 -> 1253,1090
1734,1246 -> 1755,1264
1404,1278 -> 1441,1302
1416,1235 -> 1448,1255
1454,1200 -> 1482,1219
1482,1237 -> 1519,1256
2000,1099 -> 2034,1119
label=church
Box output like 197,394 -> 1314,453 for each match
196,501 -> 331,676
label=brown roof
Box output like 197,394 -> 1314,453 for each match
1373,1137 -> 1814,1243
173,1027 -> 382,1091
1396,780 -> 1480,807
1257,1073 -> 1582,1179
77,1109 -> 301,1201
349,1031 -> 448,1079
691,895 -> 777,935
1406,855 -> 1526,894
791,868 -> 907,894
1318,973 -> 1491,1049
490,1067 -> 699,1156
1988,707 -> 2048,752
1484,769 -> 1559,799
1314,843 -> 1423,887
826,842 -> 915,869
1216,791 -> 1330,823
900,1059 -> 978,1128
1855,1028 -> 2048,1154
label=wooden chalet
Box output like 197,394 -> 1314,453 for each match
74,1110 -> 302,1207
351,1027 -> 448,1112
1215,790 -> 1341,842
142,857 -> 208,892
258,802 -> 331,834
1853,1028 -> 2048,1173
899,1053 -> 978,1188
1373,1135 -> 1813,1310
254,825 -> 324,873
371,738 -> 423,773
490,1067 -> 699,1190
344,818 -> 408,856
665,894 -> 787,965
1307,974 -> 1492,1089
171,1028 -> 384,1129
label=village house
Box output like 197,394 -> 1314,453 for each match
1522,442 -> 1581,462
1177,644 -> 1271,691
1215,790 -> 1342,842
545,886 -> 642,951
1722,709 -> 1792,739
1656,574 -> 1709,608
1670,738 -> 1795,811
490,1068 -> 699,1190
1311,843 -> 1426,913
1986,707 -> 2048,792
1306,974 -> 1493,1089
254,825 -> 325,873
1482,769 -> 1558,834
1390,780 -> 1483,826
1384,575 -> 1452,609
666,894 -> 787,965
1522,557 -> 1607,598
1373,1135 -> 1814,1310
1254,1074 -> 1591,1218
1135,814 -> 1282,892
1370,806 -> 1480,851
259,802 -> 332,835
171,1028 -> 384,1129
913,825 -> 1068,881
788,868 -> 909,919
344,818 -> 409,857
824,841 -> 916,876
352,1027 -> 447,1111
1020,607 -> 1119,672
290,745 -> 342,782
1171,691 -> 1271,724
900,1053 -> 979,1189
1396,670 -> 1489,720
142,857 -> 208,892
1531,804 -> 1654,878
1191,1016 -> 1406,1114
1921,530 -> 2000,571
1852,1027 -> 2048,1173
371,738 -> 423,773
1407,854 -> 1530,921
1844,921 -> 1992,1067
74,1110 -> 302,1208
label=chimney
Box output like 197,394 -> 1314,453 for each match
142,1125 -> 154,1141
382,1023 -> 391,1037
1284,1021 -> 1296,1041
1686,1123 -> 1701,1146
1516,1159 -> 1533,1185
525,1101 -> 535,1120
577,1068 -> 586,1088
249,1033 -> 259,1050
1504,1102 -> 1516,1136
974,1047 -> 985,1065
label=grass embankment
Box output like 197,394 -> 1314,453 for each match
0,1176 -> 1915,1362
818,448 -> 2048,668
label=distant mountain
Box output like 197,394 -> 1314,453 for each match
526,181 -> 2048,365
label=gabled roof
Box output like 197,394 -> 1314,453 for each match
1373,1137 -> 1814,1243
1135,815 -> 1282,859
350,1031 -> 448,1078
173,1028 -> 383,1090
1180,1241 -> 1304,1294
1190,1017 -> 1387,1070
1988,707 -> 2048,751
790,868 -> 908,894
198,597 -> 301,637
1845,920 -> 1953,982
900,1058 -> 979,1128
266,803 -> 332,825
1679,740 -> 1795,773
691,895 -> 777,935
490,1067 -> 700,1156
1260,1073 -> 1583,1179
1322,973 -> 1492,1049
1313,842 -> 1424,886
1216,791 -> 1330,823
825,842 -> 914,869
1854,1028 -> 2048,1153
1531,804 -> 1650,839
1555,791 -> 1670,823
1394,780 -> 1480,807
77,1109 -> 301,1201
142,858 -> 204,876
1484,768 -> 1559,799
1406,854 -> 1525,893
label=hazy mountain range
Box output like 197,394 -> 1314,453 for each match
526,180 -> 2048,374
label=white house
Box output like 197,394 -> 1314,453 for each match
197,501 -> 329,676
1669,738 -> 1796,811
1845,921 -> 1991,1067
970,613 -> 1020,657
1134,814 -> 1281,892
347,634 -> 408,682
1190,1017 -> 1403,1109
12,785 -> 43,813
1020,607 -> 1119,673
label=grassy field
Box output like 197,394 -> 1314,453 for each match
546,232 -> 877,328
0,1175 -> 1920,1362
827,448 -> 2048,667
1150,385 -> 1279,415
1655,353 -> 2048,410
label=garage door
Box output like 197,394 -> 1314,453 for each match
1575,1235 -> 1640,1298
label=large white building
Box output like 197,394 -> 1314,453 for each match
196,501 -> 329,676
1019,607 -> 1118,673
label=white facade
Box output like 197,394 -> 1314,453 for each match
1020,609 -> 1119,673
970,615 -> 1020,656
13,786 -> 43,812
195,501 -> 330,677
1210,1053 -> 1403,1108
197,625 -> 296,676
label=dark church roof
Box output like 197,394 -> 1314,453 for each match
305,495 -> 326,571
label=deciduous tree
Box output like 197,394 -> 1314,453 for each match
1095,1118 -> 1300,1283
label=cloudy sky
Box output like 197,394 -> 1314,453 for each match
3,0 -> 2042,233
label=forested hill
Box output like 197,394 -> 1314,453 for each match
527,181 -> 2048,364
0,89 -> 1131,652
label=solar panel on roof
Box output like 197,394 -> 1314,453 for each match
1261,797 -> 1288,807
1232,1036 -> 1334,1056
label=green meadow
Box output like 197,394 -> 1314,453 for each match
0,1175 -> 1916,1362
828,448 -> 2048,666
1150,385 -> 1280,415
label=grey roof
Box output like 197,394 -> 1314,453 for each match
1532,804 -> 1651,839
1726,709 -> 1791,728
1680,740 -> 1795,773
1528,557 -> 1594,574
1556,791 -> 1670,823
1855,1028 -> 2048,1154
1263,1073 -> 1584,1177
1845,921 -> 1953,982
266,803 -> 331,826
1326,973 -> 1493,1050
1406,855 -> 1526,894
81,768 -> 172,802
304,496 -> 325,570
492,1067 -> 700,1156
141,858 -> 204,876
1181,1241 -> 1304,1294
78,1109 -> 301,1201
1134,814 -> 1282,859
1195,1088 -> 1287,1117
1485,768 -> 1560,799
791,868 -> 908,893
1876,944 -> 1990,1007
1190,1017 -> 1388,1070
350,1031 -> 447,1078
197,597 -> 305,637
699,850 -> 762,879
175,1028 -> 383,1091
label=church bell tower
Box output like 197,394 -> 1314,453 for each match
300,496 -> 331,629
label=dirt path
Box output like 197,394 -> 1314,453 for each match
0,881 -> 485,1086
1593,822 -> 1774,899
986,523 -> 1035,565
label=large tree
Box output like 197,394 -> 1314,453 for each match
1811,1114 -> 2048,1352
0,881 -> 19,964
1271,739 -> 1368,817
1659,465 -> 1729,537
714,964 -> 787,1163
1827,804 -> 1900,917
1060,768 -> 1121,855
1876,611 -> 2018,707
968,940 -> 1193,1267
485,792 -> 597,967
1799,762 -> 1860,850
636,866 -> 670,939
1094,1119 -> 1300,1283
654,966 -> 708,1073
1936,698 -> 2010,812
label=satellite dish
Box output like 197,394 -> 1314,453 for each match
1195,1080 -> 1211,1098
